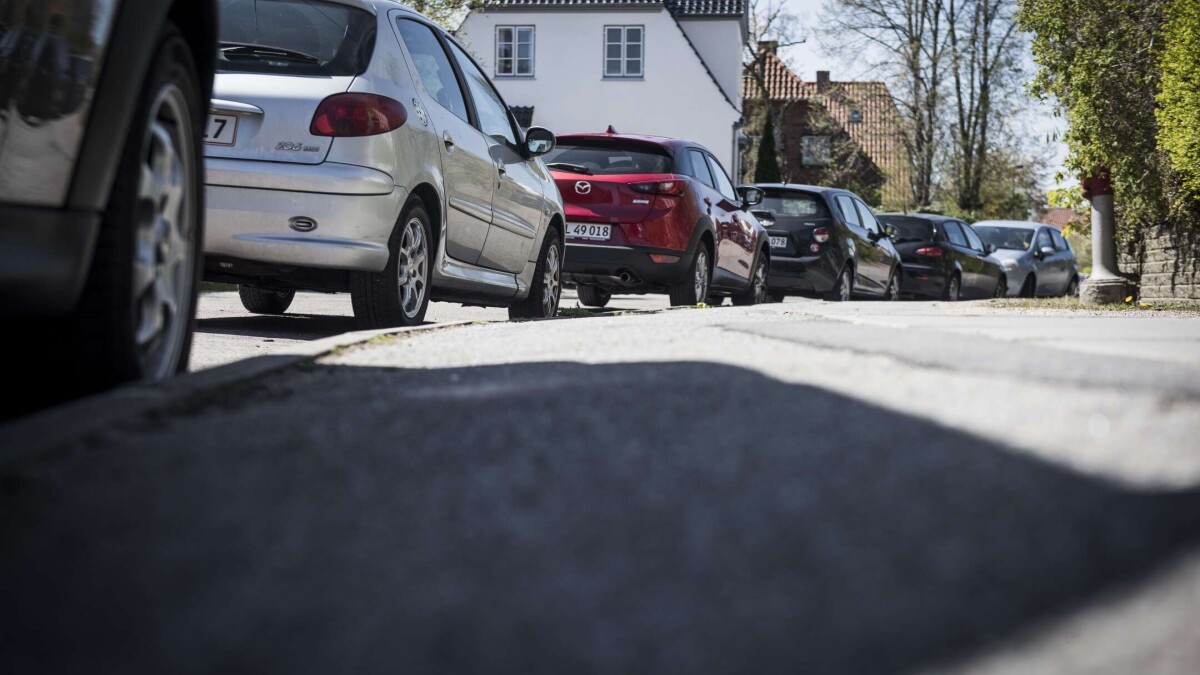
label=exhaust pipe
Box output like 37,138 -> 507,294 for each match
619,271 -> 635,285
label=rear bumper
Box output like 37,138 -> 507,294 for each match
203,178 -> 406,273
0,204 -> 100,316
900,263 -> 947,298
563,242 -> 691,289
767,252 -> 838,294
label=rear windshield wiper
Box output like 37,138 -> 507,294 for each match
546,162 -> 592,175
220,42 -> 321,65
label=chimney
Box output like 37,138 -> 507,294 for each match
816,70 -> 831,90
758,40 -> 778,55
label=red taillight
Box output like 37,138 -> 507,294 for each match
916,246 -> 944,257
310,93 -> 407,137
630,179 -> 686,196
813,227 -> 830,243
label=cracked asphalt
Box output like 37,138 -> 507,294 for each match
3,301 -> 1200,674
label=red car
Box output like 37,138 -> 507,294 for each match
544,131 -> 770,307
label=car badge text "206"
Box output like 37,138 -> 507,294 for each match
575,181 -> 592,195
276,142 -> 321,153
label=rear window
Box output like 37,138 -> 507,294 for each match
761,192 -> 830,219
878,216 -> 934,242
543,140 -> 672,175
975,226 -> 1035,251
217,0 -> 376,76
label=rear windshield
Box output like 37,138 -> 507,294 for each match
218,0 -> 376,76
761,192 -> 831,219
543,140 -> 672,175
878,216 -> 934,243
975,226 -> 1034,251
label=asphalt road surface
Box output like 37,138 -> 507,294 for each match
4,301 -> 1200,674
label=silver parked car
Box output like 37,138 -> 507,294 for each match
203,0 -> 566,325
972,221 -> 1081,298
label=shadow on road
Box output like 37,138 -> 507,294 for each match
3,360 -> 1198,673
196,313 -> 364,341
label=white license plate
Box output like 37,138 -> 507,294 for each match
204,114 -> 238,146
769,236 -> 788,249
567,223 -> 611,241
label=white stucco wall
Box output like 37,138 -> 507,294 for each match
675,18 -> 744,106
458,9 -> 743,171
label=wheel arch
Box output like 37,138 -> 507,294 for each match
408,183 -> 443,252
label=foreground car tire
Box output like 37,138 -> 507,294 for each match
68,23 -> 203,392
943,274 -> 961,302
732,253 -> 768,306
669,246 -> 710,306
768,290 -> 786,303
509,229 -> 563,320
883,269 -> 901,301
239,285 -> 295,315
577,285 -> 610,308
824,265 -> 853,302
351,202 -> 431,328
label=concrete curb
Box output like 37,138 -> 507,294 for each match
0,320 -> 478,467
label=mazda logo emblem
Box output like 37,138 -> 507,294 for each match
575,181 -> 592,195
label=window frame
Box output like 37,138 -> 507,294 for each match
686,149 -> 716,188
495,24 -> 535,78
1049,228 -> 1069,251
394,17 -> 474,126
854,199 -> 882,235
446,37 -> 522,148
1036,228 -> 1054,251
835,195 -> 862,228
705,153 -> 739,202
802,135 -> 832,166
603,25 -> 644,79
942,220 -> 968,247
961,222 -> 986,253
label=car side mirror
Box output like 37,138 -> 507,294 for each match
751,209 -> 775,228
524,126 -> 555,157
1038,245 -> 1055,257
984,243 -> 995,255
884,224 -> 898,240
737,185 -> 765,208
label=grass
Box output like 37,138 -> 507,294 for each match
987,297 -> 1200,312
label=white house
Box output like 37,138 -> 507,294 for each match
457,0 -> 747,175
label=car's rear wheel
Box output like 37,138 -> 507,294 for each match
67,23 -> 203,392
732,252 -> 768,306
943,273 -> 961,302
351,202 -> 431,328
1020,274 -> 1037,298
509,228 -> 563,319
824,264 -> 853,302
883,269 -> 901,301
577,284 -> 610,308
768,290 -> 786,303
669,246 -> 710,306
239,285 -> 295,315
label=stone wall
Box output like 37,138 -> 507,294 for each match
1121,224 -> 1200,302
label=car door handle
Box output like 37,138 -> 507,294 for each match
496,160 -> 506,175
442,131 -> 454,151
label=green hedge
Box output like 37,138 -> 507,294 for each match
1157,0 -> 1200,198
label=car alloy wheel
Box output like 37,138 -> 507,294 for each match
694,249 -> 710,302
753,257 -> 768,303
838,268 -> 852,302
133,81 -> 196,382
995,276 -> 1007,298
396,216 -> 428,319
886,272 -> 900,301
542,240 -> 562,317
945,275 -> 960,302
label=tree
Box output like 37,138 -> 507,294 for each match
754,112 -> 783,182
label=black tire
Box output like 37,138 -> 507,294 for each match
509,228 -> 563,319
351,201 -> 432,328
824,264 -> 853,302
239,285 -> 295,315
669,244 -> 711,306
995,275 -> 1008,298
883,268 -> 901,301
577,284 -> 610,308
943,273 -> 961,302
66,23 -> 204,393
732,251 -> 769,306
768,290 -> 786,303
1020,274 -> 1037,298
1064,275 -> 1080,297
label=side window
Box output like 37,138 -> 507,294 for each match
686,149 -> 715,188
854,200 -> 881,234
447,40 -> 518,146
835,195 -> 862,228
705,154 -> 738,202
394,19 -> 469,123
961,223 -> 986,253
1049,229 -> 1068,250
1036,229 -> 1054,251
942,220 -> 968,246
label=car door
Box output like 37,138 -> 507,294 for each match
832,194 -> 876,293
939,220 -> 975,292
1048,228 -> 1075,293
444,39 -> 542,274
854,199 -> 894,292
705,153 -> 755,285
959,222 -> 991,298
393,18 -> 494,265
1033,228 -> 1061,293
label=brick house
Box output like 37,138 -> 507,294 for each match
742,44 -> 910,209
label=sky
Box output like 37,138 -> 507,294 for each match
775,0 -> 1072,191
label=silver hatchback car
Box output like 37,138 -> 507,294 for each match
203,0 -> 566,325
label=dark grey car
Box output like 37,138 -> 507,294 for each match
972,220 -> 1081,298
0,1 -> 218,403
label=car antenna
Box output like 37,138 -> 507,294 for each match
605,125 -> 618,134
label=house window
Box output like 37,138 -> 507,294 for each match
604,26 -> 643,78
496,26 -> 534,77
849,109 -> 863,123
802,135 -> 831,166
